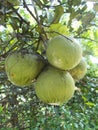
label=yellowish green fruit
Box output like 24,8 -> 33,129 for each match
35,66 -> 75,105
69,58 -> 87,81
5,52 -> 45,87
46,36 -> 82,70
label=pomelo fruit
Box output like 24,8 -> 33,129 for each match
69,58 -> 87,81
46,36 -> 82,70
5,52 -> 45,87
35,66 -> 75,105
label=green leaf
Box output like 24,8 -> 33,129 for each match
51,5 -> 64,24
73,0 -> 81,6
9,17 -> 20,30
0,128 -> 18,130
85,102 -> 95,107
6,0 -> 20,6
48,23 -> 69,38
0,15 -> 5,25
93,3 -> 98,12
81,12 -> 95,26
82,96 -> 87,101
0,106 -> 3,113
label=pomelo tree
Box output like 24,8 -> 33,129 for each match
0,0 -> 98,129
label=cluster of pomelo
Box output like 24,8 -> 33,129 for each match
5,35 -> 87,106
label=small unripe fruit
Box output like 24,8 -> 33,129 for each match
69,58 -> 87,81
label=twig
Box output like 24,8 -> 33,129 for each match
23,0 -> 39,23
32,0 -> 43,9
74,28 -> 90,37
43,2 -> 67,8
23,0 -> 48,49
0,41 -> 19,58
31,0 -> 39,21
9,4 -> 29,25
45,31 -> 73,42
75,36 -> 98,43
90,23 -> 98,27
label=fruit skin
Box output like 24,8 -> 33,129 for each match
35,66 -> 75,105
46,36 -> 82,70
69,58 -> 87,81
5,52 -> 45,87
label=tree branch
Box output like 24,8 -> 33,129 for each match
23,0 -> 39,24
8,4 -> 29,25
23,0 -> 48,49
75,36 -> 98,43
31,0 -> 39,22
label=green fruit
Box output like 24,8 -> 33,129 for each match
69,58 -> 87,81
46,36 -> 82,70
35,66 -> 75,105
5,52 -> 45,87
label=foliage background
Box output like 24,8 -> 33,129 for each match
0,0 -> 98,130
